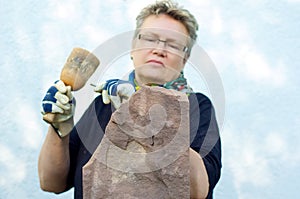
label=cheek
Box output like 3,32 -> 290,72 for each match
131,50 -> 147,67
168,57 -> 185,71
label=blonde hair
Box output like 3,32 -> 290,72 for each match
134,0 -> 199,56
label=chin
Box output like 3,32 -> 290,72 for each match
142,78 -> 165,85
136,64 -> 181,85
138,74 -> 166,85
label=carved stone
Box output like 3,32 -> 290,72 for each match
83,86 -> 190,199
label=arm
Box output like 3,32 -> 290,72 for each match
189,93 -> 222,198
38,119 -> 73,193
190,148 -> 209,199
38,81 -> 75,193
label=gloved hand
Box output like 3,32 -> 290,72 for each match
94,79 -> 135,109
41,80 -> 75,137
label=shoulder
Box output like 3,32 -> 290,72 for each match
189,92 -> 212,105
188,92 -> 214,115
189,92 -> 219,153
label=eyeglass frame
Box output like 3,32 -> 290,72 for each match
136,33 -> 189,53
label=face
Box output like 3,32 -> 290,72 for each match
131,14 -> 189,85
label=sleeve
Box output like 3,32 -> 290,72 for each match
65,95 -> 112,191
64,96 -> 102,190
189,93 -> 222,198
65,123 -> 80,190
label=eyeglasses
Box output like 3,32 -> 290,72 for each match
137,34 -> 188,53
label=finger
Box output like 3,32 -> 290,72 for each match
94,82 -> 106,93
55,92 -> 69,104
55,80 -> 67,93
42,101 -> 64,114
118,83 -> 135,97
102,90 -> 111,104
65,86 -> 73,100
110,95 -> 121,109
56,100 -> 71,111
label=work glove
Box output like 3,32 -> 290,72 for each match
41,80 -> 75,137
94,79 -> 135,109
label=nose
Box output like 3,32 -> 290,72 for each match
152,40 -> 167,56
156,39 -> 168,49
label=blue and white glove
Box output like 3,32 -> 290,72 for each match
94,79 -> 135,109
42,80 -> 75,124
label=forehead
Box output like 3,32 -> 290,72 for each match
140,14 -> 189,40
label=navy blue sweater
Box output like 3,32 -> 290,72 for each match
66,92 -> 221,199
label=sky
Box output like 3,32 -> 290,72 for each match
0,0 -> 299,198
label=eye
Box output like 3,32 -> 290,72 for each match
143,35 -> 157,42
167,42 -> 182,51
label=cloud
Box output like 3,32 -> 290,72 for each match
126,0 -> 149,24
14,28 -> 35,62
48,0 -> 82,22
260,10 -> 282,25
286,0 -> 300,3
185,2 -> 287,88
224,125 -> 273,189
223,120 -> 300,198
211,8 -> 223,35
0,144 -> 26,187
16,102 -> 44,149
193,0 -> 290,88
264,132 -> 287,155
184,0 -> 211,7
234,45 -> 287,86
230,22 -> 287,87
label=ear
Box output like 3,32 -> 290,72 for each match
183,58 -> 187,65
183,53 -> 189,65
130,42 -> 136,61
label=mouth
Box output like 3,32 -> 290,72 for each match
146,60 -> 164,67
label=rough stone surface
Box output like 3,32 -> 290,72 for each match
83,86 -> 190,199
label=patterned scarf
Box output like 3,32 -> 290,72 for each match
128,70 -> 193,94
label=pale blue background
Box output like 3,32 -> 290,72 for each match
0,0 -> 299,198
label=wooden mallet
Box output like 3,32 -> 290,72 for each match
43,47 -> 100,123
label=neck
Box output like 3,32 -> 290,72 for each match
135,75 -> 164,87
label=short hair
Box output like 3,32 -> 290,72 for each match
134,0 -> 199,56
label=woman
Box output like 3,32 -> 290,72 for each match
39,1 -> 221,198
